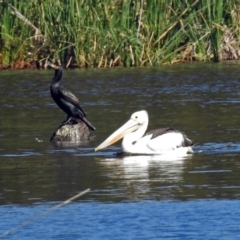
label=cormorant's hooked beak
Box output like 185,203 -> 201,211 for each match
47,61 -> 59,70
95,118 -> 140,152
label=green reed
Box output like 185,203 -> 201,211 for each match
0,0 -> 239,68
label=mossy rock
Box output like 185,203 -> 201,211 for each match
50,119 -> 95,142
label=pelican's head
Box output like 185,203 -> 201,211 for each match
130,110 -> 148,125
95,110 -> 149,152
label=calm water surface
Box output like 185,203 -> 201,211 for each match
1,62 -> 240,239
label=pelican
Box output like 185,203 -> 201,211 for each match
47,61 -> 96,131
95,110 -> 193,155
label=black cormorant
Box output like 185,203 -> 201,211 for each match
47,62 -> 96,131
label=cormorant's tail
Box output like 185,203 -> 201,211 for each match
82,117 -> 96,131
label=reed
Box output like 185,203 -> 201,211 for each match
0,0 -> 239,68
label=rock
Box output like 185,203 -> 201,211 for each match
50,119 -> 95,142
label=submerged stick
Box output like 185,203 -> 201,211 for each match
0,188 -> 90,239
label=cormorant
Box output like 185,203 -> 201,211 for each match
47,61 -> 96,131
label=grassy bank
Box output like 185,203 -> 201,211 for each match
0,0 -> 240,69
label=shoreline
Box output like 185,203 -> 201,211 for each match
1,1 -> 240,69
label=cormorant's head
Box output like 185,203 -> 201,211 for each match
47,61 -> 63,84
47,61 -> 60,70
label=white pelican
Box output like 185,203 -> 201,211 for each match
95,110 -> 194,155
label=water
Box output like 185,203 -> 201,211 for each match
1,62 -> 240,239
1,200 -> 240,239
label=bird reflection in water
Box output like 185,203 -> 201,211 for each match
95,154 -> 193,200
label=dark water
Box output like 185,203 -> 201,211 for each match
1,62 -> 240,239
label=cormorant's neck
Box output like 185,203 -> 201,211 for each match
51,67 -> 63,86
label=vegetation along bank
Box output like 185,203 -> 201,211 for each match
1,0 -> 240,69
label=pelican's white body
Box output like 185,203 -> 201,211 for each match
122,130 -> 192,155
95,110 -> 193,156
